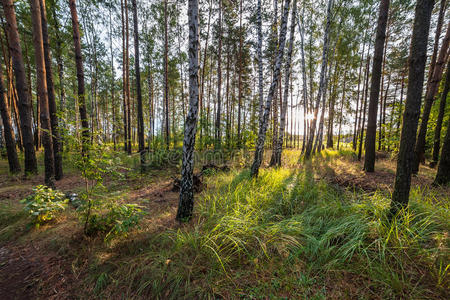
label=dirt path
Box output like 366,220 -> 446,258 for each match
0,244 -> 76,300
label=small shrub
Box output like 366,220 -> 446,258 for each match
21,185 -> 68,226
86,203 -> 145,242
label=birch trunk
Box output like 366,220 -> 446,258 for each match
250,0 -> 291,178
177,0 -> 200,221
273,0 -> 297,166
304,0 -> 333,159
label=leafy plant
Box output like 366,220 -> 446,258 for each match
86,203 -> 144,242
21,185 -> 68,226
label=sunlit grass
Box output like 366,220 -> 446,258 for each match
98,163 -> 449,299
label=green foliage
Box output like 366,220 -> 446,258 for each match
87,203 -> 145,242
21,185 -> 67,226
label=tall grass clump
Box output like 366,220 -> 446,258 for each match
94,165 -> 448,299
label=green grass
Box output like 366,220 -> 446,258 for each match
88,161 -> 448,299
0,150 -> 448,299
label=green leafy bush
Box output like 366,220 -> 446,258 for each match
21,185 -> 68,226
86,203 -> 144,242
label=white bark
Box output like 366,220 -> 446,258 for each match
177,0 -> 200,221
304,0 -> 333,159
251,0 -> 291,177
273,0 -> 297,166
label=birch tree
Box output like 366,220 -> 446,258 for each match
273,0 -> 297,167
250,0 -> 291,178
304,0 -> 333,159
176,0 -> 200,221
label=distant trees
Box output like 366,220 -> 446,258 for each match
304,0 -> 333,159
391,0 -> 434,214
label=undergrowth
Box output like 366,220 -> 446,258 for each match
91,160 -> 449,299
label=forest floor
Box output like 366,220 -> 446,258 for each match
0,148 -> 448,299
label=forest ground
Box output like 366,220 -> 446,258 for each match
0,148 -> 448,299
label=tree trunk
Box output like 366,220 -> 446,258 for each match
132,0 -> 145,171
297,10 -> 308,154
413,22 -> 450,173
0,57 -> 20,173
363,0 -> 390,172
120,0 -> 128,152
39,0 -> 62,180
431,60 -> 450,166
69,0 -> 89,154
177,0 -> 200,221
52,4 -> 65,152
125,0 -> 131,153
304,0 -> 333,159
358,55 -> 371,161
391,0 -> 434,214
215,0 -> 223,149
30,0 -> 55,187
273,0 -> 297,167
337,70 -> 347,151
250,0 -> 290,178
257,0 -> 264,127
164,0 -> 170,149
1,0 -> 37,174
353,31 -> 367,150
434,99 -> 450,185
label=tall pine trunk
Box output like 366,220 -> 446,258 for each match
164,0 -> 170,149
431,60 -> 450,166
30,0 -> 55,187
413,22 -> 450,173
69,0 -> 89,153
40,0 -> 62,180
132,0 -> 145,171
215,0 -> 223,149
358,55 -> 371,161
363,0 -> 390,172
391,0 -> 434,214
0,57 -> 20,173
1,0 -> 37,174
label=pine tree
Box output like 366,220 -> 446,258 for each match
363,0 -> 390,172
1,0 -> 38,174
391,0 -> 434,214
